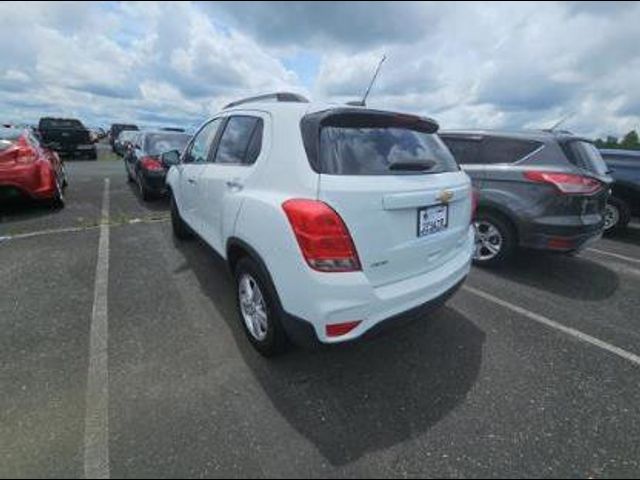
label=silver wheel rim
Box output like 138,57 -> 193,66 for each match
603,203 -> 620,231
474,221 -> 503,261
238,273 -> 269,341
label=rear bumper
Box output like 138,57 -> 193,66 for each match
519,215 -> 605,252
140,169 -> 168,194
0,163 -> 56,200
280,227 -> 474,346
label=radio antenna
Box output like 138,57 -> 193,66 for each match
358,55 -> 387,107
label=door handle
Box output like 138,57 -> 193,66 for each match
226,180 -> 243,190
187,178 -> 197,185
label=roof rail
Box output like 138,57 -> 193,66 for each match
224,92 -> 309,110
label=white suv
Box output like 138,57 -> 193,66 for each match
166,93 -> 475,356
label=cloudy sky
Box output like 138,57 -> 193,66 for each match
1,1 -> 639,137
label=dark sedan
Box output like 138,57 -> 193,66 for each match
124,131 -> 191,200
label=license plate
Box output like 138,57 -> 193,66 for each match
417,204 -> 449,237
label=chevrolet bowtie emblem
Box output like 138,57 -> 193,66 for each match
437,190 -> 454,203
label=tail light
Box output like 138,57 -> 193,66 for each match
282,199 -> 361,272
140,156 -> 163,171
523,171 -> 603,195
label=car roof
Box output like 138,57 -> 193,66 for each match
222,100 -> 437,124
440,129 -> 592,143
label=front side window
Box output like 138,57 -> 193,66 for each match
185,118 -> 222,164
214,116 -> 263,165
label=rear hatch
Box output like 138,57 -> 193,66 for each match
304,109 -> 472,287
559,139 -> 612,218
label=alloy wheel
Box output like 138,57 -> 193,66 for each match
603,203 -> 620,231
474,220 -> 503,261
238,273 -> 269,341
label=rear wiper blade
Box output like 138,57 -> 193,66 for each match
388,159 -> 437,171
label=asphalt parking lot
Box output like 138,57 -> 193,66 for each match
1,152 -> 640,478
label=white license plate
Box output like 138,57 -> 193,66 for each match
418,204 -> 449,237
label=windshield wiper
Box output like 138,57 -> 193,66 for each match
388,159 -> 437,172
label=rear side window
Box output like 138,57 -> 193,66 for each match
478,137 -> 542,164
563,141 -> 608,176
441,137 -> 482,164
319,127 -> 457,175
214,116 -> 263,165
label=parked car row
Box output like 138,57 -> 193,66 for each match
97,92 -> 631,357
3,93 -> 634,359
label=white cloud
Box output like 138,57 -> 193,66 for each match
0,1 -> 638,139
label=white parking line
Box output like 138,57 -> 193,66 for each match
587,248 -> 640,265
84,179 -> 111,479
462,285 -> 640,368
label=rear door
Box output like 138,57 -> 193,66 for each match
315,113 -> 472,287
198,113 -> 266,254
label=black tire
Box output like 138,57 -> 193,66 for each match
137,172 -> 152,201
51,177 -> 65,209
234,257 -> 289,357
472,211 -> 516,267
170,193 -> 193,240
603,196 -> 631,237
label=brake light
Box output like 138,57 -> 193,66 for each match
282,199 -> 361,272
523,171 -> 603,195
140,156 -> 163,171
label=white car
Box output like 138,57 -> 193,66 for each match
166,93 -> 475,356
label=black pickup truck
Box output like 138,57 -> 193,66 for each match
38,117 -> 97,160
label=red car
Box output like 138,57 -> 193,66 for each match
0,127 -> 67,207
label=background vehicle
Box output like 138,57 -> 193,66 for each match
114,130 -> 139,157
599,149 -> 640,234
441,130 -> 612,266
167,94 -> 474,356
0,127 -> 67,207
37,117 -> 97,160
109,123 -> 138,152
124,130 -> 191,200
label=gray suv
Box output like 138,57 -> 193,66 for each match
441,130 -> 612,266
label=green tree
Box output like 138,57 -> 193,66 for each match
620,130 -> 640,150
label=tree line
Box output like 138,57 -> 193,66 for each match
594,130 -> 640,150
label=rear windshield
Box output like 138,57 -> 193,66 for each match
144,133 -> 191,155
319,127 -> 458,175
40,118 -> 84,129
564,140 -> 609,176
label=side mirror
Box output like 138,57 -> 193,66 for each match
161,150 -> 181,167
